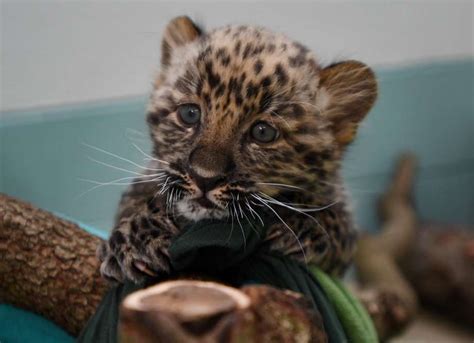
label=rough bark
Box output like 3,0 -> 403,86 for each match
119,280 -> 326,343
0,193 -> 109,336
354,153 -> 419,340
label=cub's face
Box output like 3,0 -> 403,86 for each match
147,17 -> 377,221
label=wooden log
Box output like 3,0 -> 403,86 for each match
0,193 -> 109,336
119,280 -> 327,343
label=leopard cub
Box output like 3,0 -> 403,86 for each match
99,16 -> 377,283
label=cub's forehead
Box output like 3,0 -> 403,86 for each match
199,25 -> 321,83
206,25 -> 318,66
152,25 -> 321,119
167,25 -> 321,91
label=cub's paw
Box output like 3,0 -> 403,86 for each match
98,217 -> 174,283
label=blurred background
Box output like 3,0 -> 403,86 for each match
0,1 -> 473,342
1,1 -> 472,232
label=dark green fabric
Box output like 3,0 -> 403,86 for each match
77,282 -> 144,343
78,217 -> 348,343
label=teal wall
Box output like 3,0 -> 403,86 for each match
1,60 -> 473,232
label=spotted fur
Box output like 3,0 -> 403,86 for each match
99,16 -> 377,283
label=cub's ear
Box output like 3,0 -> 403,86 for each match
161,16 -> 202,68
317,60 -> 377,146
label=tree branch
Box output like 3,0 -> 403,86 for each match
0,193 -> 109,335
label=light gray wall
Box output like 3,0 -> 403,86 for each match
1,1 -> 473,111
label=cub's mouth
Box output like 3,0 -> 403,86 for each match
174,190 -> 229,221
192,196 -> 216,209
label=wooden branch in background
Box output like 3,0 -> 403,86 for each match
354,154 -> 419,340
404,222 -> 474,327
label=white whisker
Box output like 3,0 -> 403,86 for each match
251,197 -> 307,263
255,193 -> 329,238
77,174 -> 164,197
257,182 -> 306,192
86,156 -> 159,176
240,202 -> 260,237
131,142 -> 170,166
231,194 -> 247,250
258,192 -> 338,213
82,142 -> 163,171
245,199 -> 264,227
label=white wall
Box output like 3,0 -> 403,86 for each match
1,1 -> 472,111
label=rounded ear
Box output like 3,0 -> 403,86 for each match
161,16 -> 202,68
317,60 -> 377,146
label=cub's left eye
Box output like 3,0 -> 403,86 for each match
250,121 -> 278,143
177,104 -> 201,125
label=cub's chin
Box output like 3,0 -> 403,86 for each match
175,197 -> 228,222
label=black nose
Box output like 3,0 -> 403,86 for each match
188,168 -> 226,192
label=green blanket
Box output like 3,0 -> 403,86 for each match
78,217 -> 376,343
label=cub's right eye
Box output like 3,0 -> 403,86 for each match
177,104 -> 201,126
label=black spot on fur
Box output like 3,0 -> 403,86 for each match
304,151 -> 319,165
289,49 -> 307,67
261,76 -> 272,88
242,44 -> 252,59
246,82 -> 257,98
296,125 -> 317,135
259,90 -> 272,113
205,62 -> 221,89
140,216 -> 152,230
294,143 -> 309,153
253,60 -> 263,74
235,95 -> 243,106
147,108 -> 170,126
203,92 -> 211,109
214,84 -> 225,98
130,218 -> 139,234
293,42 -> 309,54
149,230 -> 161,238
110,230 -> 125,247
216,48 -> 231,66
274,63 -> 288,85
197,46 -> 212,61
251,45 -> 265,56
234,41 -> 242,55
147,199 -> 160,213
148,218 -> 161,229
291,104 -> 305,117
320,150 -> 332,160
